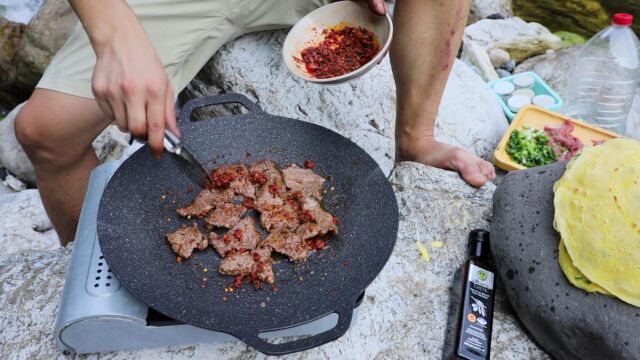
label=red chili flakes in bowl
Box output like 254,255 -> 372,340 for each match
297,25 -> 380,79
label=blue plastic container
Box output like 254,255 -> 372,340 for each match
487,71 -> 563,122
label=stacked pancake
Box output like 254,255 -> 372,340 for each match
554,138 -> 640,307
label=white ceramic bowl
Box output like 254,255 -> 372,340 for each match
282,1 -> 393,84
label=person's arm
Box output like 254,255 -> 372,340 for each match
69,0 -> 179,158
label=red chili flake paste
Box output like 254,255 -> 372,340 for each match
256,262 -> 266,273
234,229 -> 244,241
250,171 -> 268,185
242,198 -> 255,209
304,159 -> 315,169
299,25 -> 380,79
332,216 -> 340,225
299,210 -> 315,223
306,238 -> 326,251
253,253 -> 261,262
268,184 -> 279,196
234,275 -> 244,288
212,171 -> 236,188
223,233 -> 232,245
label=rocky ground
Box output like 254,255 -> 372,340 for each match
1,0 -> 638,359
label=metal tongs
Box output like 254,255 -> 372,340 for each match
163,129 -> 211,188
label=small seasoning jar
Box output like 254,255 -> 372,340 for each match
532,94 -> 556,109
512,88 -> 535,99
507,95 -> 532,113
512,74 -> 535,89
492,81 -> 515,100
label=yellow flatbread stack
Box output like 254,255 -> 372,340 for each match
554,138 -> 640,307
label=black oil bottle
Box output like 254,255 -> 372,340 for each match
456,229 -> 496,360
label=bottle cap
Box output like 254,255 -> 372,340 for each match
468,229 -> 490,258
613,13 -> 633,26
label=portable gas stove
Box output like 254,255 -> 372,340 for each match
54,159 -> 362,355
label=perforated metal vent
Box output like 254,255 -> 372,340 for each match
86,236 -> 121,296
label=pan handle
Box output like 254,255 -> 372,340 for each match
178,93 -> 263,124
235,302 -> 355,355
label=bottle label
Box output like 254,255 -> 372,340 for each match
457,264 -> 495,360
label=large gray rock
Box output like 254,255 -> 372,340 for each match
464,17 -> 562,62
0,163 -> 548,359
492,161 -> 640,360
0,0 -> 75,111
0,189 -> 58,255
515,46 -> 640,139
0,103 -> 131,185
181,31 -> 508,174
469,0 -> 514,24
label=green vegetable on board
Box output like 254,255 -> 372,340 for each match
506,127 -> 557,168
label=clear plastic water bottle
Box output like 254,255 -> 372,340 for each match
563,13 -> 640,135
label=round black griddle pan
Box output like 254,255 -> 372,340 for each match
97,94 -> 399,355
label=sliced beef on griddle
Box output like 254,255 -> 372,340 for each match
252,247 -> 275,284
219,247 -> 275,284
204,202 -> 246,228
260,202 -> 301,232
282,164 -> 325,200
249,160 -> 285,187
176,188 -> 234,218
261,230 -> 307,261
211,164 -> 255,199
165,223 -> 208,259
209,217 -> 261,257
219,251 -> 254,276
296,197 -> 338,240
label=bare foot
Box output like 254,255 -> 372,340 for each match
396,138 -> 496,188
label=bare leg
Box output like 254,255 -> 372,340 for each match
15,89 -> 110,246
391,0 -> 496,187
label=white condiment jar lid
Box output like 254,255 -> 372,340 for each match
512,88 -> 535,99
492,81 -> 515,97
507,95 -> 532,113
532,94 -> 556,109
512,74 -> 535,89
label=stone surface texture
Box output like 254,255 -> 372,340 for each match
0,0 -> 75,110
461,41 -> 500,82
469,0 -> 514,24
182,31 -> 509,175
515,46 -> 640,139
513,0 -> 640,37
0,189 -> 58,255
489,48 -> 511,68
464,17 -> 563,62
0,164 -> 548,359
492,161 -> 640,360
0,103 -> 131,185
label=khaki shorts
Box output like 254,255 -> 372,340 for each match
37,0 -> 330,99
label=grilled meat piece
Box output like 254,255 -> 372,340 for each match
296,197 -> 337,240
211,164 -> 255,199
165,223 -> 208,259
204,203 -> 246,228
219,247 -> 275,284
261,230 -> 307,261
249,160 -> 285,186
209,217 -> 261,257
282,164 -> 325,200
176,188 -> 234,218
260,202 -> 300,232
219,251 -> 254,275
253,247 -> 275,284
